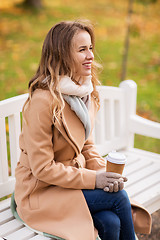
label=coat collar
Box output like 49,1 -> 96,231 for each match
54,99 -> 96,156
54,101 -> 86,156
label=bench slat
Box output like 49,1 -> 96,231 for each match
8,113 -> 21,177
125,162 -> 160,187
124,147 -> 160,162
119,148 -> 160,214
124,159 -> 152,176
126,171 -> 160,197
0,218 -> 23,237
133,182 -> 160,208
0,208 -> 14,225
0,198 -> 10,212
0,178 -> 16,199
0,93 -> 28,118
5,226 -> 36,240
0,117 -> 8,183
29,235 -> 53,240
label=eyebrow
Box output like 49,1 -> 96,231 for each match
78,44 -> 93,49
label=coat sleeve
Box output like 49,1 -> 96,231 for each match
22,90 -> 96,190
81,133 -> 106,171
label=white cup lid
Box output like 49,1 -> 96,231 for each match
106,151 -> 126,164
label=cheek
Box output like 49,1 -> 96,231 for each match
76,53 -> 85,62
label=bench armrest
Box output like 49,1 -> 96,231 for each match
129,114 -> 160,139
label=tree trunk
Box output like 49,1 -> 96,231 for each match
120,0 -> 134,81
24,0 -> 42,8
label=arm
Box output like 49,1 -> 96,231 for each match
22,90 -> 96,190
82,133 -> 106,171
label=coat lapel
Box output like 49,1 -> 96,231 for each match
54,101 -> 86,155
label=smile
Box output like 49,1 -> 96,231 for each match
83,62 -> 92,69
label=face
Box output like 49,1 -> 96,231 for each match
72,30 -> 94,79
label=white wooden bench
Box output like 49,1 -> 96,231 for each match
0,80 -> 160,239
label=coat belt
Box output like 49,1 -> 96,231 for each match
19,150 -> 84,170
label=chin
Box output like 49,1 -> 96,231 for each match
82,71 -> 92,76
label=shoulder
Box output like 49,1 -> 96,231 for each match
25,89 -> 53,117
32,89 -> 53,103
31,89 -> 53,108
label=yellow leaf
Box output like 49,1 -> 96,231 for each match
6,123 -> 9,133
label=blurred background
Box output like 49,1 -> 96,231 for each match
1,0 -> 159,154
0,0 -> 159,150
0,0 -> 160,239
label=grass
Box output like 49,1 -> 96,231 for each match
0,0 -> 160,153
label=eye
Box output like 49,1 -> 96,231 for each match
90,46 -> 93,51
79,48 -> 85,52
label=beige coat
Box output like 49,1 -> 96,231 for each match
15,89 -> 151,240
15,89 -> 105,240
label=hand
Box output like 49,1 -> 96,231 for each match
95,171 -> 127,193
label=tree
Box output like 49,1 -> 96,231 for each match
23,0 -> 42,8
120,0 -> 134,81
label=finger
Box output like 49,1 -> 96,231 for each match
103,187 -> 109,192
107,175 -> 128,182
119,181 -> 124,191
106,172 -> 122,179
123,176 -> 128,182
118,177 -> 128,182
113,181 -> 119,192
118,177 -> 125,183
107,178 -> 121,183
109,183 -> 114,192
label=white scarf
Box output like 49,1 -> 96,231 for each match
59,75 -> 93,140
58,75 -> 93,98
42,75 -> 93,98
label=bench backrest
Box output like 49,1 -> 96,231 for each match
0,80 -> 137,198
94,80 -> 137,155
0,94 -> 28,198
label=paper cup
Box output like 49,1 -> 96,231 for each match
106,151 -> 126,175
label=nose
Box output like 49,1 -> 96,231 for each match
86,50 -> 94,60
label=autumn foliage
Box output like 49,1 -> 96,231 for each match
0,0 -> 160,152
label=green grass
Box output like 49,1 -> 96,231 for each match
0,0 -> 160,153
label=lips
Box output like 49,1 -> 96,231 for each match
83,62 -> 92,69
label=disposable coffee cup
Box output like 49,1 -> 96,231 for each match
106,151 -> 126,175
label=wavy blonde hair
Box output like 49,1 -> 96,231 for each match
23,20 -> 101,122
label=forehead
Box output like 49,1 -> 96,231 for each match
73,30 -> 92,48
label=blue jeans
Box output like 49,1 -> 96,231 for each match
82,189 -> 135,240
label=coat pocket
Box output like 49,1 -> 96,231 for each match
29,179 -> 39,210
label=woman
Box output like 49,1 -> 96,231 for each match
14,20 -> 136,240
